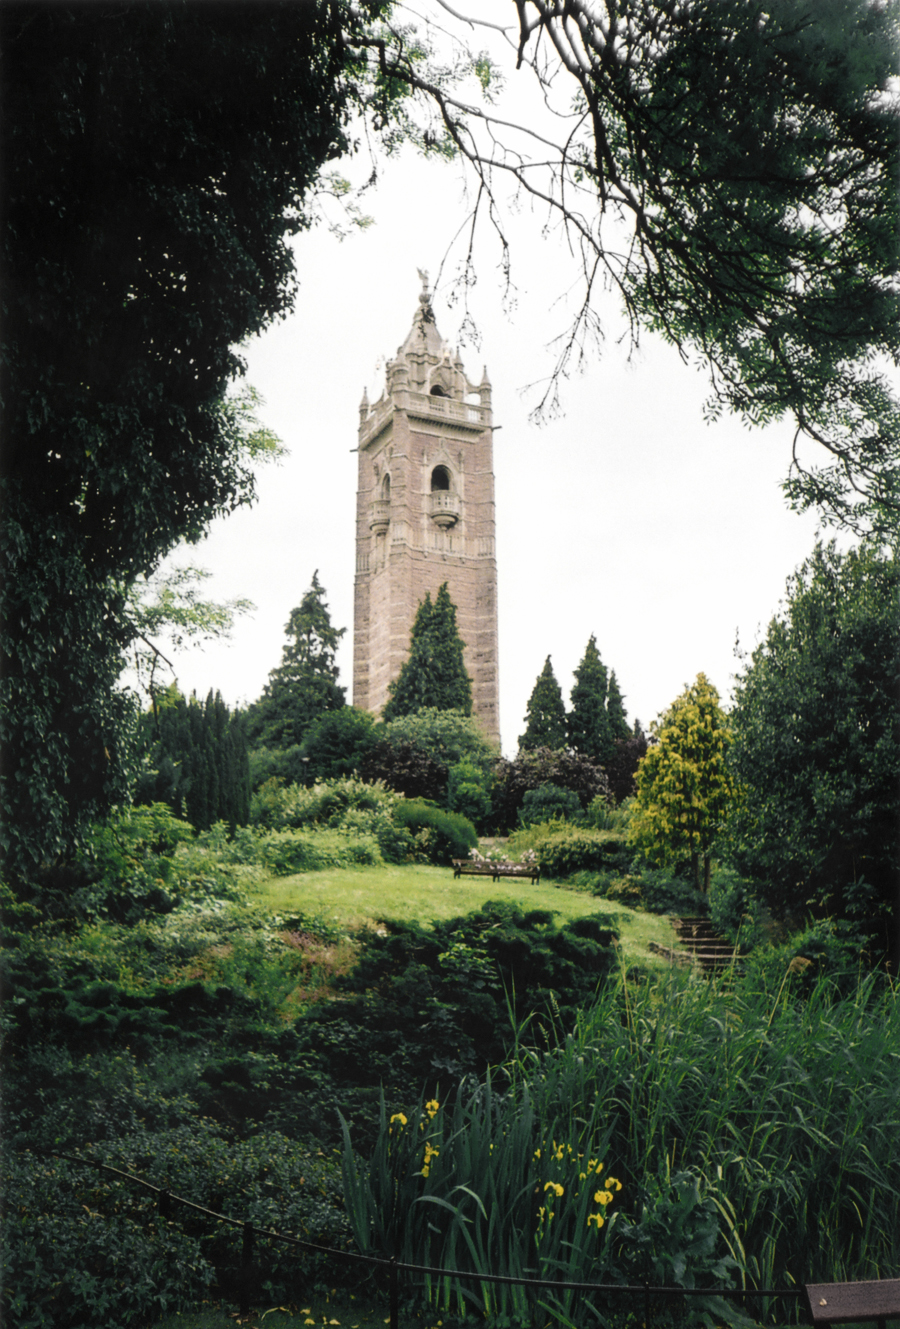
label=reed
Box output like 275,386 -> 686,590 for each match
341,965 -> 899,1324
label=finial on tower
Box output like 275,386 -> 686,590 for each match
416,267 -> 430,304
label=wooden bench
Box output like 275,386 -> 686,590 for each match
805,1280 -> 900,1329
452,859 -> 541,884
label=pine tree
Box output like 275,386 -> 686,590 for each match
606,670 -> 631,743
382,583 -> 472,720
247,571 -> 346,748
519,657 -> 568,752
567,635 -> 611,764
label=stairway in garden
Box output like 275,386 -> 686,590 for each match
669,916 -> 741,974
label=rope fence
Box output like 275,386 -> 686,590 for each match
45,1150 -> 805,1327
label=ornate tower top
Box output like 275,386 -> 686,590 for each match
353,272 -> 500,744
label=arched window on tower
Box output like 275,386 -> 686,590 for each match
381,473 -> 391,501
431,465 -> 451,492
430,384 -> 448,397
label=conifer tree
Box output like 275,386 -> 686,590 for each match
630,673 -> 734,891
606,671 -> 631,743
247,572 -> 346,748
382,583 -> 472,720
138,689 -> 250,830
567,636 -> 610,764
519,657 -> 568,752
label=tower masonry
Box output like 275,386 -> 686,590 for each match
353,276 -> 500,745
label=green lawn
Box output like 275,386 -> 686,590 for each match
252,864 -> 677,968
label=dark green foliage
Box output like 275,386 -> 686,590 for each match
138,690 -> 250,831
247,745 -> 309,791
446,759 -> 492,830
315,902 -> 619,1083
0,3 -> 385,879
519,782 -> 582,827
2,1127 -> 351,1329
300,706 -> 377,781
567,636 -> 610,762
605,732 -> 649,804
727,542 -> 900,965
382,584 -> 472,720
490,746 -> 611,834
391,799 -> 477,864
379,708 -> 496,772
247,573 -> 346,749
606,670 -> 631,743
511,2 -> 900,529
567,639 -> 632,768
519,656 -> 568,751
358,740 -> 449,803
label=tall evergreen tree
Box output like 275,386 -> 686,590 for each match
519,657 -> 568,752
138,689 -> 250,831
606,671 -> 631,743
567,636 -> 610,764
382,583 -> 472,720
247,572 -> 346,748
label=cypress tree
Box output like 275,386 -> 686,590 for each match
567,635 -> 612,764
606,670 -> 631,743
519,657 -> 568,752
382,583 -> 472,720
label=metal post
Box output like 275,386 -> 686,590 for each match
389,1255 -> 399,1329
239,1222 -> 255,1317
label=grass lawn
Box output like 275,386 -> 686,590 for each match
252,864 -> 677,969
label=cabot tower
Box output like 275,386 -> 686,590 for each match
352,275 -> 500,744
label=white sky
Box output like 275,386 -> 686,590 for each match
155,5 -> 826,756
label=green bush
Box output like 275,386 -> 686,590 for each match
508,823 -> 630,878
254,828 -> 382,876
2,1127 -> 351,1329
519,782 -> 582,826
391,799 -> 477,864
447,759 -> 492,831
708,866 -> 754,942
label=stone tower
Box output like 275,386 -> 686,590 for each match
353,275 -> 500,745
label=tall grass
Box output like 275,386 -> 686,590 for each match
341,966 -> 900,1323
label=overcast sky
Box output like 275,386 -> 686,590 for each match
153,4 -> 826,755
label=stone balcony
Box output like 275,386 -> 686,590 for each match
430,491 -> 460,528
368,499 -> 391,535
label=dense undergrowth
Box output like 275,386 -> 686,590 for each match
3,791 -> 898,1329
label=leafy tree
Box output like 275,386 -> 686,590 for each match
127,565 -> 255,706
137,690 -> 250,831
519,657 -> 568,752
247,573 -> 346,749
727,543 -> 899,965
299,707 -> 378,784
0,1 -> 385,878
490,747 -> 611,834
605,734 -> 649,806
631,674 -> 735,892
380,2 -> 900,529
358,742 -> 449,805
382,584 -> 472,720
379,708 -> 496,773
447,760 -> 492,832
519,782 -> 582,828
